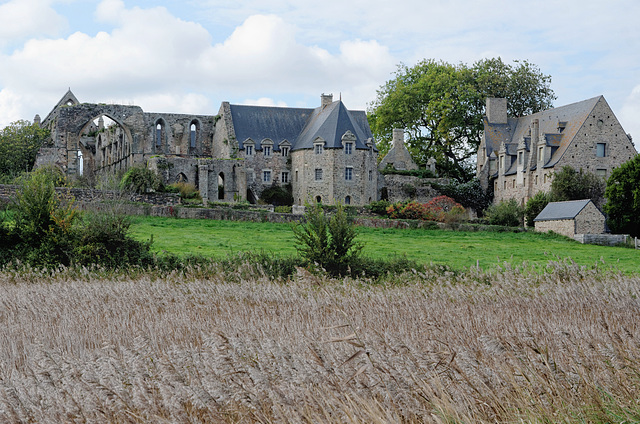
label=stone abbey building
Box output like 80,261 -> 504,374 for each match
36,91 -> 379,206
477,96 -> 637,204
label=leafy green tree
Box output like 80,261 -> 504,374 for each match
368,58 -> 555,181
0,120 -> 50,181
524,191 -> 551,227
603,155 -> 640,237
550,166 -> 605,205
292,202 -> 362,276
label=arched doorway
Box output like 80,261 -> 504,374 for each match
218,172 -> 225,200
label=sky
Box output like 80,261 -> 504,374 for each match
0,0 -> 639,147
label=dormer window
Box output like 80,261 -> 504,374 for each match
557,121 -> 567,133
244,140 -> 255,156
315,144 -> 323,155
344,142 -> 353,155
281,146 -> 289,156
262,139 -> 273,157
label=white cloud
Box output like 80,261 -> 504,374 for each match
0,0 -> 66,45
241,97 -> 287,107
620,85 -> 640,151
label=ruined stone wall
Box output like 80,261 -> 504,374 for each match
0,184 -> 180,206
381,174 -> 445,204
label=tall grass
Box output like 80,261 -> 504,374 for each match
0,262 -> 638,422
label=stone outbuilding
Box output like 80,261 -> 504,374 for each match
534,199 -> 605,238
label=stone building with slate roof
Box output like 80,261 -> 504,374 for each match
36,91 -> 379,206
477,96 -> 637,205
534,199 -> 605,237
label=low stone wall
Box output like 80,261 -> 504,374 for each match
0,184 -> 180,206
573,234 -> 628,246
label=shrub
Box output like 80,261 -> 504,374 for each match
292,202 -> 362,276
525,191 -> 551,227
260,184 -> 293,206
72,212 -> 154,268
485,199 -> 524,227
170,182 -> 200,200
8,171 -> 79,267
433,178 -> 492,215
274,205 -> 292,213
120,165 -> 162,194
367,200 -> 391,216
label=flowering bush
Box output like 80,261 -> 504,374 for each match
386,196 -> 465,223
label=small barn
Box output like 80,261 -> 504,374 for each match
534,199 -> 605,238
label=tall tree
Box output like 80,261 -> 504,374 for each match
603,155 -> 640,237
0,120 -> 50,181
368,58 -> 555,181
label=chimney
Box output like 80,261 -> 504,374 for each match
531,119 -> 539,144
33,114 -> 41,126
392,128 -> 404,149
321,93 -> 333,108
486,98 -> 508,124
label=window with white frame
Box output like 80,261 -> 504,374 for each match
263,170 -> 271,182
315,168 -> 323,181
314,144 -> 323,155
281,146 -> 289,156
344,142 -> 353,155
245,145 -> 253,156
345,167 -> 353,181
263,145 -> 272,157
281,171 -> 289,184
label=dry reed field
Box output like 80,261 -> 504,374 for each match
0,262 -> 639,423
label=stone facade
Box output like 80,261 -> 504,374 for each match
378,129 -> 419,171
534,199 -> 606,237
477,96 -> 637,205
291,138 -> 378,206
36,91 -> 381,206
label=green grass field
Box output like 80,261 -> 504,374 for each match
129,215 -> 640,273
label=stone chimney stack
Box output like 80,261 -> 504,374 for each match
321,93 -> 333,108
486,98 -> 508,124
531,119 -> 539,143
392,128 -> 404,149
33,114 -> 41,126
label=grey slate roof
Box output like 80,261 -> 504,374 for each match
483,96 -> 602,168
229,104 -> 313,150
294,101 -> 374,151
228,100 -> 375,152
534,199 -> 593,222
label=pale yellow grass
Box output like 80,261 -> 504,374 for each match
0,263 -> 639,422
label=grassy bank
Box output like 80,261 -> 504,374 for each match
129,215 -> 639,273
0,263 -> 638,422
